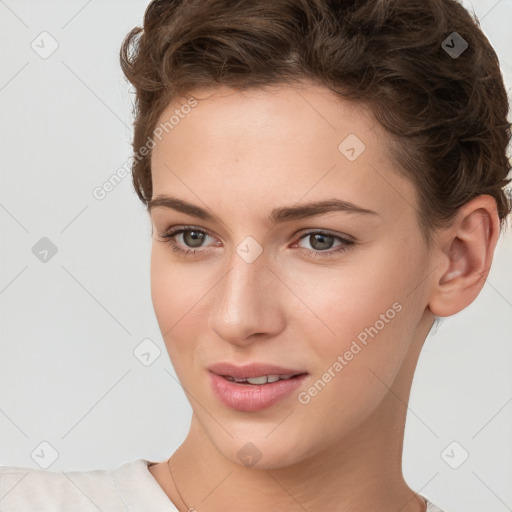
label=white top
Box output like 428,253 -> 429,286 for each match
0,458 -> 447,511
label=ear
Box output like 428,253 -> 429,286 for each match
428,195 -> 501,318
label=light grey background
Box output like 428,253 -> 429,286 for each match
0,1 -> 511,511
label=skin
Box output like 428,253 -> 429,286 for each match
146,81 -> 500,512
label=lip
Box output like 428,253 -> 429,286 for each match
208,362 -> 309,412
208,362 -> 307,379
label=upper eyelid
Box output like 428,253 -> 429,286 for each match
160,225 -> 353,244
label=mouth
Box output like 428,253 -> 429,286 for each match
221,373 -> 307,385
209,369 -> 310,412
208,361 -> 307,379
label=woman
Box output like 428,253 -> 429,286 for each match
1,0 -> 510,511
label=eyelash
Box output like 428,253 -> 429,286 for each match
157,225 -> 355,259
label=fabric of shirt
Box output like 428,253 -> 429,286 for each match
0,458 -> 447,512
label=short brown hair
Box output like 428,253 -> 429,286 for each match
120,0 -> 512,248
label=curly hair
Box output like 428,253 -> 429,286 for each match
120,0 -> 512,249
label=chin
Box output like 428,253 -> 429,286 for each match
211,433 -> 311,471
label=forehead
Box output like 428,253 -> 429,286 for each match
150,83 -> 419,227
156,82 -> 381,152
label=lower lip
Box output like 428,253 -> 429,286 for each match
209,372 -> 308,412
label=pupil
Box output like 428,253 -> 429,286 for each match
311,234 -> 333,250
184,231 -> 204,248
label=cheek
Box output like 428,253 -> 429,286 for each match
289,268 -> 413,433
285,247 -> 416,382
150,246 -> 174,333
150,245 -> 213,368
150,247 -> 194,349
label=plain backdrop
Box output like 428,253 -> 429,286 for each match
0,1 -> 511,511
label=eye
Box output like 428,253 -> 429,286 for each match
293,230 -> 355,257
157,226 -> 218,258
157,226 -> 355,258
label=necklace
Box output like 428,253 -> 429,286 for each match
167,454 -> 191,511
166,454 -> 428,512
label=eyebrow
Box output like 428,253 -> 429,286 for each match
148,195 -> 379,224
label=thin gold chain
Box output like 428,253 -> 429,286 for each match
166,452 -> 429,512
167,453 -> 191,511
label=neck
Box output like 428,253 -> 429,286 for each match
165,323 -> 429,512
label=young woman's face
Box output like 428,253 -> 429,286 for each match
149,83 -> 437,468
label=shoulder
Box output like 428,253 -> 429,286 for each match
0,459 -> 156,512
425,497 -> 448,512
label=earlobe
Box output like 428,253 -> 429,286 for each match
427,195 -> 500,318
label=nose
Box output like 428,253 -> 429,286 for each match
207,251 -> 285,347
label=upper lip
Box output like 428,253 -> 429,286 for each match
208,362 -> 308,379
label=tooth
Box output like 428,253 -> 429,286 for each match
226,374 -> 298,385
246,376 -> 268,385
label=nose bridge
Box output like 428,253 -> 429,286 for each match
208,248 -> 282,344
